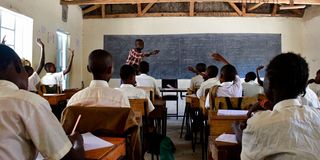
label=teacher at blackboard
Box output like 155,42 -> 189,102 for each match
126,39 -> 160,65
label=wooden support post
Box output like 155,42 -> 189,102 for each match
137,3 -> 142,16
102,4 -> 106,18
242,2 -> 246,15
83,5 -> 101,15
228,2 -> 242,16
248,2 -> 264,11
272,4 -> 278,16
141,2 -> 155,15
190,0 -> 195,16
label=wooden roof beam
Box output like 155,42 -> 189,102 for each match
83,5 -> 101,14
228,2 -> 242,16
242,2 -> 246,15
101,4 -> 105,18
141,3 -> 155,15
190,0 -> 195,16
61,0 -> 320,5
272,4 -> 278,16
248,2 -> 264,11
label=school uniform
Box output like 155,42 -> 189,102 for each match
298,86 -> 320,108
41,71 -> 64,86
241,99 -> 320,160
308,83 -> 320,97
28,72 -> 40,91
136,74 -> 161,97
242,80 -> 263,97
67,80 -> 130,108
196,77 -> 220,98
0,80 -> 72,160
190,75 -> 204,92
117,84 -> 155,113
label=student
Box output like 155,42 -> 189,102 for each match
136,61 -> 161,97
188,63 -> 206,92
25,38 -> 45,92
126,39 -> 160,65
308,69 -> 320,97
256,65 -> 264,86
67,49 -> 130,108
205,53 -> 242,107
117,65 -> 155,113
242,71 -> 263,97
196,65 -> 220,98
0,44 -> 84,160
241,52 -> 320,160
41,48 -> 74,86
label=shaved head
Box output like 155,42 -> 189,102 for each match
87,49 -> 113,81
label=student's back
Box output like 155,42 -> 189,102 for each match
242,81 -> 263,97
136,61 -> 161,97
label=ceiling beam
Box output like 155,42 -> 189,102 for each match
242,2 -> 246,15
228,2 -> 242,16
141,3 -> 155,15
248,2 -> 264,11
101,4 -> 105,18
137,3 -> 142,16
61,0 -> 320,5
272,4 -> 278,16
83,5 -> 101,14
190,0 -> 195,16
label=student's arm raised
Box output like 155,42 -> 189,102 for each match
211,53 -> 230,65
63,48 -> 75,75
35,38 -> 45,75
256,65 -> 264,86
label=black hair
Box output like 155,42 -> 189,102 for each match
196,63 -> 206,73
0,44 -> 22,73
207,65 -> 219,78
24,66 -> 34,76
266,52 -> 309,97
245,72 -> 257,81
88,49 -> 113,75
135,39 -> 144,43
120,65 -> 136,81
220,64 -> 237,82
317,69 -> 320,75
139,61 -> 149,74
44,62 -> 54,72
132,64 -> 139,75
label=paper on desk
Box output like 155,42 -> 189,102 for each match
217,109 -> 248,116
82,132 -> 113,151
215,133 -> 238,144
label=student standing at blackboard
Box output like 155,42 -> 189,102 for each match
126,39 -> 160,65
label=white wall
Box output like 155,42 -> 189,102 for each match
83,17 -> 303,87
303,6 -> 320,78
0,0 -> 83,88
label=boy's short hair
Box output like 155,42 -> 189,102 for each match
120,65 -> 136,81
220,64 -> 237,82
196,63 -> 206,73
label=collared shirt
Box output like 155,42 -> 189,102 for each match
190,75 -> 204,92
28,72 -> 40,91
41,71 -> 64,86
298,86 -> 320,108
241,99 -> 320,160
0,80 -> 72,160
126,49 -> 146,65
117,84 -> 155,113
136,74 -> 161,97
242,80 -> 263,97
67,80 -> 130,108
308,83 -> 320,97
196,77 -> 220,98
205,75 -> 242,107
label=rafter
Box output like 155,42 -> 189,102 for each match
248,2 -> 264,11
83,5 -> 101,14
272,4 -> 278,16
101,4 -> 105,18
61,0 -> 320,5
228,2 -> 242,16
242,2 -> 246,15
141,3 -> 155,15
137,3 -> 142,16
190,0 -> 195,16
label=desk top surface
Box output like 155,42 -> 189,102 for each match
160,88 -> 188,92
85,137 -> 125,160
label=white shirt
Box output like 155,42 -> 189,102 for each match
0,80 -> 72,160
28,72 -> 40,91
242,80 -> 263,97
298,87 -> 320,108
41,71 -> 64,86
308,83 -> 320,97
190,75 -> 204,91
67,80 -> 130,108
241,99 -> 320,160
205,75 -> 242,107
136,74 -> 161,97
196,77 -> 220,98
117,84 -> 155,113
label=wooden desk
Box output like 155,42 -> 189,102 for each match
63,89 -> 80,99
85,137 -> 126,160
41,93 -> 67,106
208,136 -> 241,160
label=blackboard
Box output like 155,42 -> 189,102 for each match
104,34 -> 281,79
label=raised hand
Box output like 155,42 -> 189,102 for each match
68,48 -> 75,57
151,50 -> 160,55
1,35 -> 6,44
187,66 -> 197,73
36,38 -> 44,47
256,65 -> 264,71
211,53 -> 229,64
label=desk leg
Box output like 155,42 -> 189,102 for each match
180,102 -> 188,138
184,104 -> 192,140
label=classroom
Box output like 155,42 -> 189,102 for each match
0,0 -> 320,160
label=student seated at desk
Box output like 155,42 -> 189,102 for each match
188,63 -> 206,93
242,71 -> 263,97
239,52 -> 320,160
67,49 -> 129,108
196,65 -> 220,98
205,53 -> 242,108
308,69 -> 320,97
24,38 -> 45,92
41,48 -> 74,87
117,65 -> 154,113
0,44 -> 84,160
136,61 -> 161,98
